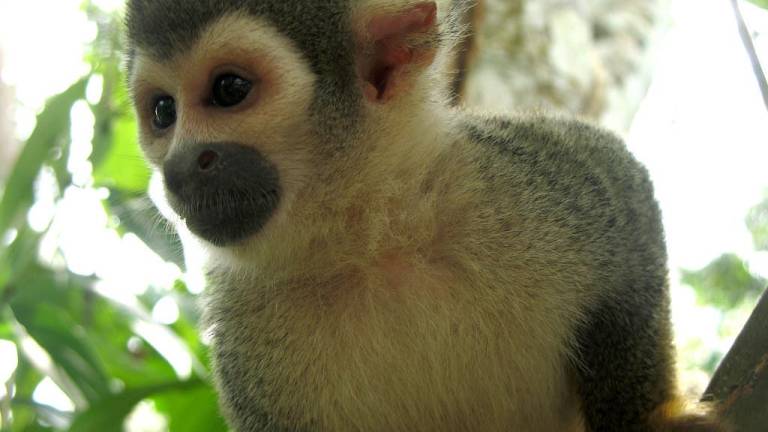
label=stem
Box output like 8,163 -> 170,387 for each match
0,286 -> 14,309
730,0 -> 768,111
1,379 -> 11,430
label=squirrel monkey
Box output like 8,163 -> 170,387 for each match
125,1 -> 723,431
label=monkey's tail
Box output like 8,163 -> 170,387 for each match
649,401 -> 728,432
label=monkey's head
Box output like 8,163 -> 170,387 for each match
125,0 -> 450,248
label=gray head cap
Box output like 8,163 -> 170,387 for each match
126,0 -> 361,135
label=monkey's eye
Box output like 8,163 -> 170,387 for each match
152,96 -> 177,130
211,74 -> 253,108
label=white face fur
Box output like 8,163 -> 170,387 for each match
130,5 -> 453,263
131,13 -> 319,252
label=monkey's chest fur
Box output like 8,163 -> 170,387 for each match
207,241 -> 587,432
202,133 -> 603,431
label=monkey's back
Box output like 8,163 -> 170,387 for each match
459,113 -> 668,299
455,113 -> 676,430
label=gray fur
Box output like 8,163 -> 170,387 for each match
465,114 -> 674,431
126,0 -> 361,145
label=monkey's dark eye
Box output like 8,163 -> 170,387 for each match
153,96 -> 177,130
212,74 -> 252,108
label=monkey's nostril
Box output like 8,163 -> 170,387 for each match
197,150 -> 220,171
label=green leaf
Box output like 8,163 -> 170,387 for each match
9,265 -> 184,400
0,79 -> 87,235
88,48 -> 147,193
681,253 -> 767,309
106,192 -> 185,270
92,115 -> 150,193
8,360 -> 47,430
12,303 -> 111,403
10,269 -> 111,403
10,399 -> 72,431
89,70 -> 124,170
11,358 -> 44,401
67,379 -> 205,432
0,321 -> 11,340
87,297 -> 178,387
153,381 -> 228,432
746,0 -> 768,10
0,227 -> 43,292
746,195 -> 768,251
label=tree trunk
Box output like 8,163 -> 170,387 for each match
462,0 -> 670,133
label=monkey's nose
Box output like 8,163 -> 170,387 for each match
162,143 -> 281,245
197,149 -> 220,171
163,145 -> 225,197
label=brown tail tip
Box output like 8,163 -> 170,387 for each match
656,415 -> 728,432
650,401 -> 729,432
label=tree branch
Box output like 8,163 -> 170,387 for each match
703,287 -> 768,431
1,379 -> 12,430
730,0 -> 768,111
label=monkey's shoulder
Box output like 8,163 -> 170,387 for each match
460,113 -> 631,171
451,112 -> 664,260
458,112 -> 655,207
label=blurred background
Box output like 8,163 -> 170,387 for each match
0,0 -> 766,430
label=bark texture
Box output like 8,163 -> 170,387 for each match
462,0 -> 670,132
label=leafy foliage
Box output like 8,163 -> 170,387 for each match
0,4 -> 226,432
746,195 -> 768,251
680,193 -> 768,379
0,80 -> 86,240
683,193 -> 768,310
682,253 -> 766,309
746,0 -> 768,10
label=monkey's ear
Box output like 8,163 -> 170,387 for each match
358,1 -> 438,103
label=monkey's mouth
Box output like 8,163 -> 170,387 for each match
162,143 -> 282,246
172,188 -> 280,247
